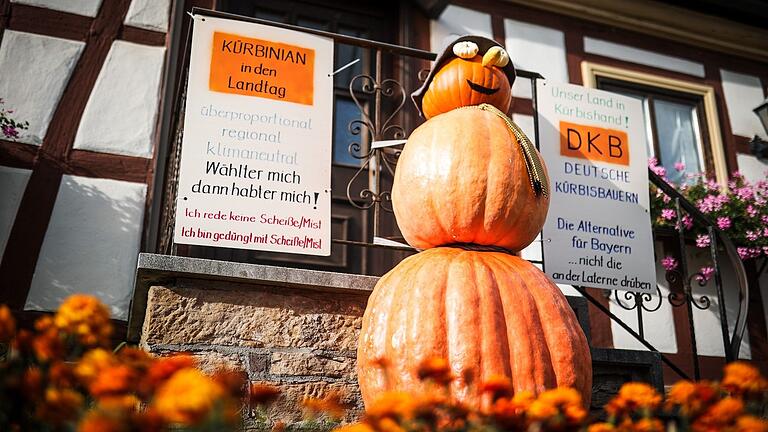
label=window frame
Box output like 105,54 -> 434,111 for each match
581,62 -> 728,186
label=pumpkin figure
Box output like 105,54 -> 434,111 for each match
357,247 -> 592,408
392,104 -> 549,251
412,36 -> 515,119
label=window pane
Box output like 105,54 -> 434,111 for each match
653,99 -> 704,183
334,97 -> 365,166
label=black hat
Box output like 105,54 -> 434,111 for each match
411,35 -> 516,117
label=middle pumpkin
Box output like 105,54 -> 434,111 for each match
392,105 -> 550,252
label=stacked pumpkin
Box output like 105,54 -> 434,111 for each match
357,36 -> 592,409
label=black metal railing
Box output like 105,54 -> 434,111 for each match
158,9 -> 750,381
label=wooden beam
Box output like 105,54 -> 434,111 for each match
7,4 -> 91,41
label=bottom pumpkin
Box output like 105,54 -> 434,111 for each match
357,247 -> 592,409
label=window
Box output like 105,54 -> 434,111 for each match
597,79 -> 709,183
581,62 -> 728,185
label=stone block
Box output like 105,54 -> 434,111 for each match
270,351 -> 356,380
142,285 -> 366,351
250,380 -> 363,425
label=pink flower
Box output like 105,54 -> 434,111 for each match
746,230 -> 759,241
716,216 -> 731,230
682,215 -> 693,230
1,125 -> 18,139
696,266 -> 715,283
762,215 -> 768,224
651,165 -> 667,178
674,162 -> 686,172
735,186 -> 753,201
737,247 -> 750,259
648,157 -> 659,167
661,209 -> 676,220
747,205 -> 758,217
696,234 -> 711,248
661,256 -> 678,271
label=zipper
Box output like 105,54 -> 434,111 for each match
457,103 -> 548,198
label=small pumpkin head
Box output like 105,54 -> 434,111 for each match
412,36 -> 515,119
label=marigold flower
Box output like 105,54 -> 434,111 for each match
75,348 -> 117,384
116,346 -> 153,372
0,304 -> 15,341
303,390 -> 348,419
131,408 -> 165,432
587,422 -> 615,432
606,382 -> 661,417
416,357 -> 453,384
721,361 -> 768,396
143,353 -> 196,393
249,383 -> 281,406
665,380 -> 718,417
89,365 -> 135,398
332,423 -> 375,432
97,394 -> 141,411
480,374 -> 514,400
528,387 -> 586,426
153,368 -> 226,425
633,418 -> 664,432
21,366 -> 43,399
693,397 -> 744,431
490,391 -> 534,428
735,415 -> 768,432
36,387 -> 84,425
77,410 -> 125,432
212,369 -> 247,399
54,294 -> 112,348
31,330 -> 63,363
365,391 -> 414,421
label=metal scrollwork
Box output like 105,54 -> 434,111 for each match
612,285 -> 663,312
344,53 -> 409,237
663,269 -> 713,311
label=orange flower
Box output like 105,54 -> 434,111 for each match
490,391 -> 534,428
365,391 -> 415,421
89,365 -> 135,398
97,394 -> 141,411
75,348 -> 117,384
588,422 -> 615,432
249,383 -> 282,407
722,362 -> 768,397
693,397 -> 744,432
332,424 -> 375,432
480,374 -> 514,400
0,304 -> 15,341
36,387 -> 84,425
31,328 -> 63,362
633,418 -> 664,432
21,366 -> 43,399
665,380 -> 718,417
606,382 -> 661,417
528,387 -> 586,427
131,408 -> 165,432
77,410 -> 125,432
144,353 -> 196,392
416,357 -> 453,385
116,346 -> 153,372
735,415 -> 768,432
153,368 -> 226,425
212,369 -> 247,398
303,390 -> 348,419
54,294 -> 112,347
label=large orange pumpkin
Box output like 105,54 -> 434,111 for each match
421,56 -> 511,119
357,247 -> 592,408
392,105 -> 549,252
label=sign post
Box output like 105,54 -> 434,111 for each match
538,81 -> 656,292
173,14 -> 334,256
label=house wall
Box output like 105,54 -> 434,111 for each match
0,0 -> 173,319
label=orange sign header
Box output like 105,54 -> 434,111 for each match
209,31 -> 315,105
559,121 -> 629,166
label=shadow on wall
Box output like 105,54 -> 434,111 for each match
24,174 -> 146,321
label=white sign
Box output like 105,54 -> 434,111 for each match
538,81 -> 656,292
173,15 -> 334,255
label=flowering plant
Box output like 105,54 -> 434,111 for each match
650,159 -> 768,281
0,98 -> 28,140
0,295 -> 247,431
325,358 -> 767,432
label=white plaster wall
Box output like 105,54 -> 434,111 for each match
0,166 -> 32,262
11,0 -> 102,17
736,154 -> 768,184
686,246 -> 751,358
25,175 -> 147,320
430,5 -> 492,53
504,19 -> 568,99
73,41 -> 165,158
720,70 -> 767,140
583,37 -> 705,78
124,0 -> 171,33
610,241 -> 678,353
0,31 -> 84,145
